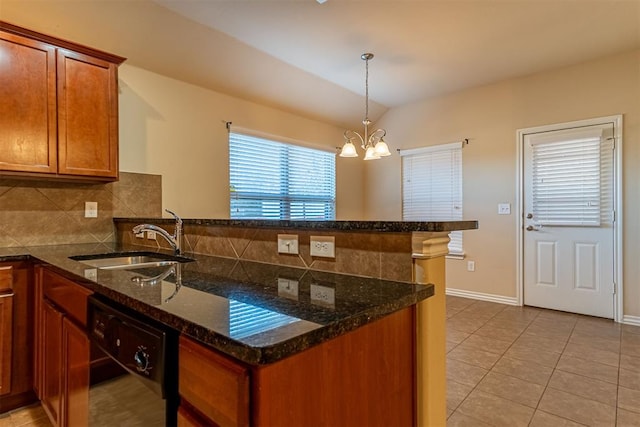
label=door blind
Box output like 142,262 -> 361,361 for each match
229,132 -> 336,220
401,142 -> 463,255
530,129 -> 606,226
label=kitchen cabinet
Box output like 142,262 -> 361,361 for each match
0,261 -> 35,413
178,307 -> 416,427
0,278 -> 12,397
35,266 -> 92,427
0,21 -> 125,181
179,336 -> 250,427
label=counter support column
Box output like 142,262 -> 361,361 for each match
413,232 -> 450,427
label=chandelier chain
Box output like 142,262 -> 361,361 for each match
365,56 -> 369,122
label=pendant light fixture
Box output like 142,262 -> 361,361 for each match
339,53 -> 391,160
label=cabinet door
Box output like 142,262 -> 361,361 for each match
179,336 -> 250,427
0,31 -> 57,173
57,49 -> 118,179
0,293 -> 13,397
0,261 -> 34,413
62,317 -> 89,427
42,301 -> 64,427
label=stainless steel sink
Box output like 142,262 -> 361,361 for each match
69,252 -> 194,270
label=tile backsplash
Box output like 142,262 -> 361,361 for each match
0,172 -> 161,247
116,221 -> 415,282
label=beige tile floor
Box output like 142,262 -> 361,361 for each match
0,404 -> 50,427
446,295 -> 640,427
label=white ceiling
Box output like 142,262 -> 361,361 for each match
153,0 -> 640,127
3,0 -> 639,128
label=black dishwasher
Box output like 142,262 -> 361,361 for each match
87,295 -> 179,426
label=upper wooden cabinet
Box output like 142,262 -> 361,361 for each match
0,21 -> 125,181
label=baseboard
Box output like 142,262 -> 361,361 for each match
622,315 -> 640,327
445,288 -> 519,306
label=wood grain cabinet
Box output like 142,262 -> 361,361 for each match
179,307 -> 416,427
35,266 -> 92,427
0,261 -> 35,414
0,21 -> 125,181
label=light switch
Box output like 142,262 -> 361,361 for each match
498,203 -> 511,215
277,234 -> 299,254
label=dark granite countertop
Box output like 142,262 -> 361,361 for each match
114,217 -> 478,233
0,243 -> 433,365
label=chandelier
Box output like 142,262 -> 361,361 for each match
339,53 -> 391,160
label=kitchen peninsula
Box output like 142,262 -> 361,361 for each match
0,219 -> 477,426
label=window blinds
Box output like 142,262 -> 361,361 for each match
530,128 -> 607,226
229,132 -> 336,220
401,142 -> 463,255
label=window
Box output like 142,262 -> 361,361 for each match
529,127 -> 610,226
401,142 -> 463,255
229,131 -> 336,220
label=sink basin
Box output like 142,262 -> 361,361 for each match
69,252 -> 194,270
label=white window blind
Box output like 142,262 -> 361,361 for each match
530,128 -> 607,226
401,142 -> 463,255
229,131 -> 336,220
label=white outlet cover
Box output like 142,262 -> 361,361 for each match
84,201 -> 98,218
147,230 -> 157,240
498,203 -> 511,215
277,234 -> 299,254
310,235 -> 335,258
84,268 -> 98,281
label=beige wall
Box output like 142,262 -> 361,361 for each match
365,50 -> 640,319
118,64 -> 364,220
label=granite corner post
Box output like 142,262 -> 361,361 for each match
412,232 -> 450,427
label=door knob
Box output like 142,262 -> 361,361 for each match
526,225 -> 538,231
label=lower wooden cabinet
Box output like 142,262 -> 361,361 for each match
179,307 -> 416,427
0,261 -> 34,413
179,336 -> 250,427
41,300 -> 63,426
35,266 -> 92,427
0,291 -> 13,397
62,318 -> 89,427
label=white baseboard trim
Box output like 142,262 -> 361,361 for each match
622,315 -> 640,327
445,288 -> 519,306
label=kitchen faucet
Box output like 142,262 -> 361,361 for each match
132,209 -> 183,255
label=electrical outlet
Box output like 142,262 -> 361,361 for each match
310,236 -> 335,258
277,234 -> 299,254
84,201 -> 98,218
147,230 -> 157,240
83,268 -> 97,281
467,261 -> 475,272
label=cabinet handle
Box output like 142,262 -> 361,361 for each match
0,292 -> 14,299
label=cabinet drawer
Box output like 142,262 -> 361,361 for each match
43,269 -> 92,328
179,336 -> 250,427
0,267 -> 12,293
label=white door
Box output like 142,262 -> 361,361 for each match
523,123 -> 615,318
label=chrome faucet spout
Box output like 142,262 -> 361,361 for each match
132,209 -> 183,255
